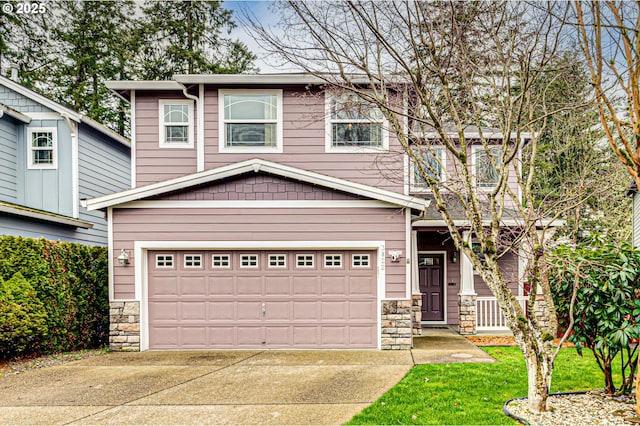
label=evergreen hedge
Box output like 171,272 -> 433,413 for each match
0,236 -> 109,359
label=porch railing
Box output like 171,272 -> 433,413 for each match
476,296 -> 528,331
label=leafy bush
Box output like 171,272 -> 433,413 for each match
0,236 -> 108,358
549,237 -> 640,395
0,273 -> 48,357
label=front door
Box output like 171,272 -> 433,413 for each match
419,254 -> 444,321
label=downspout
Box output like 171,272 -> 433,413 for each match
61,113 -> 79,218
179,83 -> 204,172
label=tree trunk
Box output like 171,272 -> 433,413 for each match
602,360 -> 615,394
523,347 -> 552,411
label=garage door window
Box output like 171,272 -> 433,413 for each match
268,254 -> 287,268
240,254 -> 259,268
296,254 -> 314,268
184,254 -> 202,268
352,254 -> 371,268
324,254 -> 343,268
212,254 -> 231,268
155,254 -> 174,268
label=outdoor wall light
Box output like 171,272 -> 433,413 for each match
450,250 -> 458,264
117,249 -> 129,266
389,250 -> 402,262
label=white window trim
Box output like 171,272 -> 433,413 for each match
268,253 -> 287,268
155,254 -> 174,268
27,127 -> 58,170
323,253 -> 343,268
295,253 -> 315,268
410,146 -> 446,193
211,253 -> 231,269
324,92 -> 389,153
158,99 -> 195,149
218,89 -> 283,154
183,254 -> 203,268
239,253 -> 259,268
471,145 -> 502,191
352,253 -> 371,268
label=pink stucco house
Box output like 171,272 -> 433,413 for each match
83,74 -> 524,351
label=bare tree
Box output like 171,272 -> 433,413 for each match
247,0 -> 580,412
573,0 -> 640,415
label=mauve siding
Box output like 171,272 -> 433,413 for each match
473,250 -> 520,297
111,207 -> 407,300
155,174 -> 365,201
134,87 -> 405,191
135,91 -> 198,186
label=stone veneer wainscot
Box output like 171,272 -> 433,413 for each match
381,300 -> 414,350
109,301 -> 140,351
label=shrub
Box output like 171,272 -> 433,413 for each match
0,236 -> 108,358
0,273 -> 48,357
549,237 -> 640,395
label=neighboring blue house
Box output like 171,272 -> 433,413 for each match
0,75 -> 130,245
629,182 -> 640,248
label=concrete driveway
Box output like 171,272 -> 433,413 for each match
0,350 -> 413,425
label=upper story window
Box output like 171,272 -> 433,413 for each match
326,92 -> 388,153
159,100 -> 194,148
219,89 -> 283,153
473,146 -> 502,189
411,146 -> 445,192
27,127 -> 57,169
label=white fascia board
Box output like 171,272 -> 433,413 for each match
80,116 -> 131,148
105,81 -> 185,91
0,75 -> 82,122
83,158 -> 430,211
115,200 -> 396,209
419,131 -> 531,140
173,73 -> 410,86
0,103 -> 31,123
413,218 -> 565,228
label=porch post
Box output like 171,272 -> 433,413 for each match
458,231 -> 477,335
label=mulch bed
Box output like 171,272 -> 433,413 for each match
466,335 -> 575,347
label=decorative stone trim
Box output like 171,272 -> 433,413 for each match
458,294 -> 477,335
532,295 -> 550,330
411,295 -> 423,336
381,300 -> 413,350
109,301 -> 140,351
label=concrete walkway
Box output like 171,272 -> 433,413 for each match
0,331 -> 494,425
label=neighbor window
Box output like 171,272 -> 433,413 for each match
212,254 -> 231,268
326,92 -> 388,152
324,254 -> 343,268
184,254 -> 202,268
473,146 -> 502,189
155,254 -> 174,268
27,127 -> 57,169
240,254 -> 259,268
411,147 -> 445,191
219,89 -> 283,152
159,100 -> 194,148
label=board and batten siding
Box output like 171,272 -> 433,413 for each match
634,192 -> 640,248
134,88 -> 405,192
0,116 -> 18,201
77,124 -> 131,245
111,206 -> 407,300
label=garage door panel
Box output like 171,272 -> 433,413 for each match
148,250 -> 377,349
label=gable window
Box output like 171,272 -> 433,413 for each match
326,92 -> 388,152
324,254 -> 343,268
27,127 -> 57,169
473,146 -> 502,189
240,254 -> 259,268
212,254 -> 231,268
296,254 -> 314,268
156,254 -> 174,268
219,89 -> 283,153
159,100 -> 194,148
411,147 -> 445,191
268,254 -> 287,268
184,254 -> 202,268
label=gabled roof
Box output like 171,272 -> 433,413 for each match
81,158 -> 430,211
0,75 -> 130,148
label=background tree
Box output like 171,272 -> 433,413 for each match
248,0 -> 577,412
139,0 -> 256,80
573,1 -> 640,414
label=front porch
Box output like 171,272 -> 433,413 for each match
412,229 -> 525,335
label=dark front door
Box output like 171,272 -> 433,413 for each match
419,254 -> 444,321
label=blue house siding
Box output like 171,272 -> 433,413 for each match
77,124 -> 130,245
0,84 -> 55,113
0,213 -> 100,245
0,116 -> 18,201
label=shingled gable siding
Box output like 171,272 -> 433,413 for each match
111,206 -> 407,300
154,174 -> 368,201
133,88 -> 405,191
135,91 -> 198,186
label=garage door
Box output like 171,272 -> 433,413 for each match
147,250 -> 378,349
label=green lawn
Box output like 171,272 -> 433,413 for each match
347,347 -> 618,425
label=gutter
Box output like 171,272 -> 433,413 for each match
178,83 -> 205,172
0,201 -> 93,228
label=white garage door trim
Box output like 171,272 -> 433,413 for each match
134,240 -> 386,351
